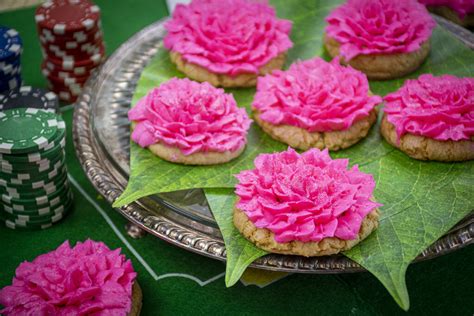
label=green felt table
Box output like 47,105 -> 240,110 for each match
0,1 -> 473,315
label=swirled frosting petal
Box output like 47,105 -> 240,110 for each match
325,0 -> 436,60
384,74 -> 474,141
252,57 -> 382,132
235,148 -> 381,243
129,78 -> 252,155
419,0 -> 474,18
0,240 -> 137,316
164,0 -> 293,76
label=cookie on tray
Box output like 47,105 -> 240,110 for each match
324,0 -> 436,80
234,148 -> 381,257
252,57 -> 382,151
164,0 -> 293,88
420,0 -> 474,27
128,78 -> 252,165
381,74 -> 474,162
0,240 -> 142,316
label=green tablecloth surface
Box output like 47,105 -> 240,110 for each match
0,2 -> 473,315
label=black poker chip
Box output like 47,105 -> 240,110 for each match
0,86 -> 59,113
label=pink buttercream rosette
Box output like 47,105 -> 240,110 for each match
325,0 -> 436,61
384,74 -> 474,142
419,0 -> 474,18
0,240 -> 137,316
252,57 -> 382,132
129,78 -> 252,155
164,0 -> 293,76
235,148 -> 381,243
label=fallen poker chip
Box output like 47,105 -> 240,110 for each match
0,26 -> 22,60
0,86 -> 58,112
35,0 -> 101,35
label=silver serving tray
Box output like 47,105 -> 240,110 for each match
73,16 -> 474,273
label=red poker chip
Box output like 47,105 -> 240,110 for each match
42,60 -> 95,77
45,47 -> 105,70
38,25 -> 102,45
46,71 -> 89,86
49,87 -> 78,103
42,41 -> 104,61
48,82 -> 82,102
35,0 -> 101,35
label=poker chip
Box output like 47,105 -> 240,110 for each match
35,0 -> 105,103
35,0 -> 100,34
0,108 -> 62,154
0,86 -> 59,112
0,26 -> 23,95
0,108 -> 73,230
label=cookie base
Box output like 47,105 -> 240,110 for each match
427,6 -> 474,27
128,282 -> 143,316
380,114 -> 474,161
253,109 -> 377,151
233,206 -> 380,257
169,51 -> 286,88
324,35 -> 431,80
148,142 -> 245,165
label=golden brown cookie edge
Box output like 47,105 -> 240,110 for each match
128,281 -> 143,316
253,109 -> 377,151
380,114 -> 474,161
233,205 -> 380,257
169,51 -> 286,88
323,34 -> 431,80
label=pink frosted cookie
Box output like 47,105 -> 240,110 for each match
381,74 -> 474,161
129,78 -> 252,165
252,57 -> 382,151
419,0 -> 474,27
234,148 -> 381,257
0,240 -> 142,316
324,0 -> 436,80
164,0 -> 293,88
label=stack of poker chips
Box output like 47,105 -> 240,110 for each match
0,108 -> 73,230
0,86 -> 59,113
35,0 -> 105,103
0,26 -> 22,94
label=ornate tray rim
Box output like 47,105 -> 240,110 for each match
73,15 -> 474,274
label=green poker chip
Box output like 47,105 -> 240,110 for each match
0,108 -> 61,154
2,190 -> 73,215
0,165 -> 66,187
0,166 -> 67,191
0,150 -> 64,172
0,171 -> 68,199
0,202 -> 72,230
1,182 -> 71,208
0,151 -> 64,172
0,136 -> 65,163
0,199 -> 72,225
0,154 -> 66,178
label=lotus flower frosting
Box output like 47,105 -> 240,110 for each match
235,148 -> 381,243
252,57 -> 382,132
384,74 -> 474,141
129,78 -> 252,155
0,240 -> 136,316
325,0 -> 436,60
163,0 -> 293,76
419,0 -> 474,18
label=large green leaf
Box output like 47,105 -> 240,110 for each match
205,188 -> 268,286
113,0 -> 474,310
